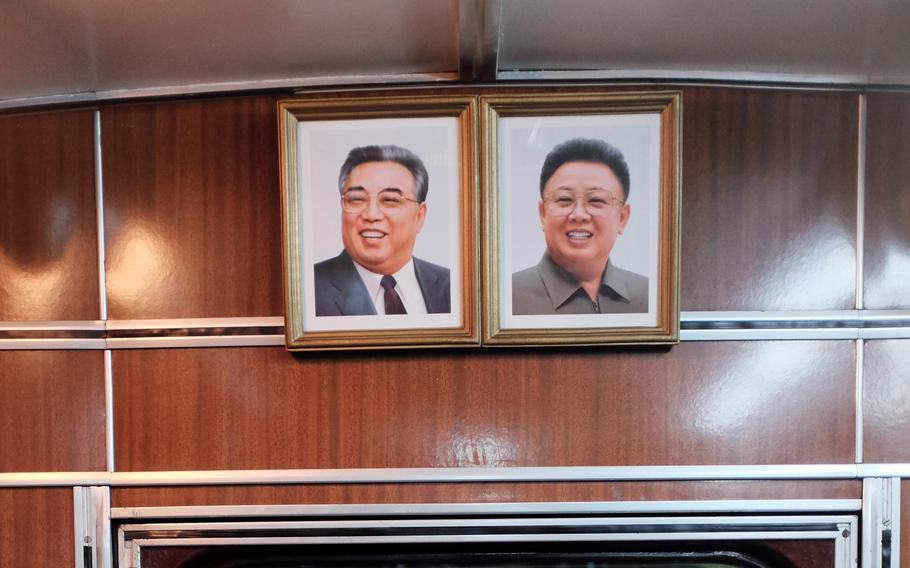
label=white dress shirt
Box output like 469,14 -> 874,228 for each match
352,258 -> 428,315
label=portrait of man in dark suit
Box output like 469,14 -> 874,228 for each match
314,144 -> 451,316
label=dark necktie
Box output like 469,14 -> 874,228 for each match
380,275 -> 407,315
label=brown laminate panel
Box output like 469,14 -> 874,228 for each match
0,109 -> 99,320
0,350 -> 106,472
101,95 -> 283,319
862,339 -> 910,462
680,87 -> 858,310
112,480 -> 862,508
864,91 -> 910,309
0,488 -> 75,566
114,341 -> 855,471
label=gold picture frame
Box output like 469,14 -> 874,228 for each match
482,91 -> 681,346
278,95 -> 479,350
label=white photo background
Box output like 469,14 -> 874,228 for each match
499,114 -> 660,330
298,116 -> 462,331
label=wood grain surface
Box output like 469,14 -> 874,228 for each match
112,479 -> 862,508
864,91 -> 910,309
680,87 -> 858,310
0,109 -> 99,320
0,350 -> 106,472
862,339 -> 910,462
113,341 -> 856,472
0,488 -> 74,566
101,95 -> 283,319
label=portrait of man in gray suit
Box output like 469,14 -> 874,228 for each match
512,138 -> 648,315
314,144 -> 451,316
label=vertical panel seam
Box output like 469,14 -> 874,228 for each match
856,338 -> 864,464
856,93 -> 867,311
104,350 -> 114,473
94,109 -> 115,474
94,110 -> 108,321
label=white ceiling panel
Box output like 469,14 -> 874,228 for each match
0,0 -> 459,103
498,0 -> 910,83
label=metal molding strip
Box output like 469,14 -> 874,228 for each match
110,499 -> 863,520
108,464 -> 859,486
0,338 -> 107,350
0,472 -> 110,487
105,335 -> 285,349
2,312 -> 910,348
105,317 -> 284,330
8,464 -> 910,488
495,68 -> 902,86
858,464 -> 910,477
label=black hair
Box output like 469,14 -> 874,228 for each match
539,138 -> 630,199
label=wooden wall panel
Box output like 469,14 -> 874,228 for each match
112,480 -> 861,508
0,488 -> 74,566
101,95 -> 283,319
680,87 -> 858,311
862,339 -> 910,462
113,341 -> 855,472
0,350 -> 106,472
0,109 -> 99,320
864,91 -> 910,309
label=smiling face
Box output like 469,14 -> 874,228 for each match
539,161 -> 630,283
340,161 -> 426,275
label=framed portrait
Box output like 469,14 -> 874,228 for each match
482,91 -> 680,345
278,95 -> 479,350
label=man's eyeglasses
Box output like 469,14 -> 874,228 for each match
341,190 -> 420,215
542,192 -> 625,217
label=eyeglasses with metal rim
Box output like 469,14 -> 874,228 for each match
542,192 -> 626,217
341,190 -> 421,215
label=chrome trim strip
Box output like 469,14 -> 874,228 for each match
105,335 -> 285,349
95,109 -> 108,322
129,531 -> 841,546
857,464 -> 910,477
856,339 -> 864,464
104,350 -> 114,473
105,317 -> 284,330
495,69 -> 894,86
13,463 -> 910,487
680,329 -> 859,341
0,472 -> 110,487
108,464 -> 859,486
859,328 -> 910,339
119,514 -> 859,532
0,338 -> 107,350
0,321 -> 105,331
857,94 -> 867,311
73,488 -> 87,568
110,499 -> 863,520
681,310 -> 861,323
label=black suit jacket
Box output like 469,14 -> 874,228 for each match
313,251 -> 451,316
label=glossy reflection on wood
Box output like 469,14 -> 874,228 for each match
864,91 -> 910,309
101,95 -> 283,319
0,109 -> 99,320
113,342 -> 855,472
112,479 -> 862,508
862,339 -> 910,462
0,488 -> 74,566
680,87 -> 858,310
0,350 -> 106,472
